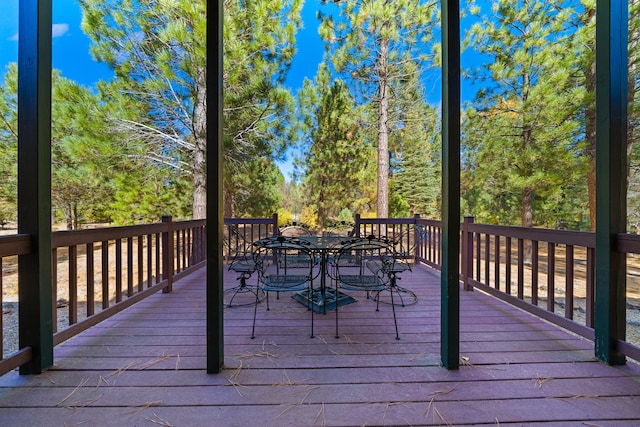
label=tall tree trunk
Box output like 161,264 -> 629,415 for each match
192,67 -> 207,220
522,68 -> 533,262
65,204 -> 73,230
584,6 -> 597,232
522,187 -> 533,228
586,60 -> 597,232
628,0 -> 639,191
223,185 -> 234,218
377,37 -> 390,218
317,195 -> 325,236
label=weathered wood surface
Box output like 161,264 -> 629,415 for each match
1,264 -> 640,426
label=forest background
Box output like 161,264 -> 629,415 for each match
0,0 -> 639,234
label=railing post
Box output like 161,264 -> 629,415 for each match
17,0 -> 54,374
414,214 -> 421,262
354,214 -> 361,237
594,0 -> 627,365
272,213 -> 279,236
462,216 -> 474,291
162,216 -> 174,293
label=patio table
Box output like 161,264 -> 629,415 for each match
290,235 -> 357,313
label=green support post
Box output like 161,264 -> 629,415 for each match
441,0 -> 461,370
206,0 -> 224,373
594,0 -> 628,365
17,0 -> 54,374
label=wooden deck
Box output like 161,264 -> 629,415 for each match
1,264 -> 640,426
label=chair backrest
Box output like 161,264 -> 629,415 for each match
225,225 -> 256,272
280,222 -> 314,237
334,235 -> 395,282
323,220 -> 356,237
252,236 -> 318,287
391,224 -> 428,267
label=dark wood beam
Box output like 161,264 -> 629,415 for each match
17,0 -> 54,374
594,0 -> 628,365
441,0 -> 461,370
206,0 -> 224,373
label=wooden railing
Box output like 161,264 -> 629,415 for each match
0,217 -> 205,375
223,215 -> 279,258
356,215 -> 640,362
0,234 -> 33,373
4,214 -> 640,374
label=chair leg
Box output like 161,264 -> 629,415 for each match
309,286 -> 315,338
251,287 -> 260,339
389,277 -> 400,340
335,297 -> 339,339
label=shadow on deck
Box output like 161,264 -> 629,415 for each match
1,264 -> 640,425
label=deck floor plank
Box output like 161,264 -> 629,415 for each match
1,264 -> 640,426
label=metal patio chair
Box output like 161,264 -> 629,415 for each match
250,236 -> 319,339
224,226 -> 264,307
333,235 -> 402,339
369,224 -> 428,307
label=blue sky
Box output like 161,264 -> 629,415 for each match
0,0 -> 323,92
1,1 -> 483,180
0,0 -> 326,180
0,0 -> 114,87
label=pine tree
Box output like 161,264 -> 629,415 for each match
298,63 -> 370,232
464,0 -> 586,228
80,0 -> 302,218
319,0 -> 438,217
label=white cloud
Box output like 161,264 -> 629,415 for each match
9,23 -> 69,41
52,23 -> 69,38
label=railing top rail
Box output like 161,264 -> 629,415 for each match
224,218 -> 277,226
173,219 -> 206,231
416,218 -> 441,227
468,222 -> 595,247
617,233 -> 640,254
357,218 -> 418,225
0,234 -> 31,258
52,223 -> 168,248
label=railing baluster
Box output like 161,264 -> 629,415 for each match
548,242 -> 555,312
586,247 -> 595,327
115,239 -> 122,303
532,240 -> 539,306
51,249 -> 58,333
155,233 -> 161,284
138,235 -> 144,293
86,243 -> 94,317
505,237 -> 512,295
187,228 -> 192,267
475,233 -> 481,281
162,216 -> 174,293
484,234 -> 490,286
566,245 -> 574,320
175,229 -> 181,274
127,237 -> 133,297
181,229 -> 186,270
517,238 -> 524,300
181,228 -> 186,270
494,235 -> 500,290
102,241 -> 109,309
69,245 -> 77,325
147,234 -> 153,288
